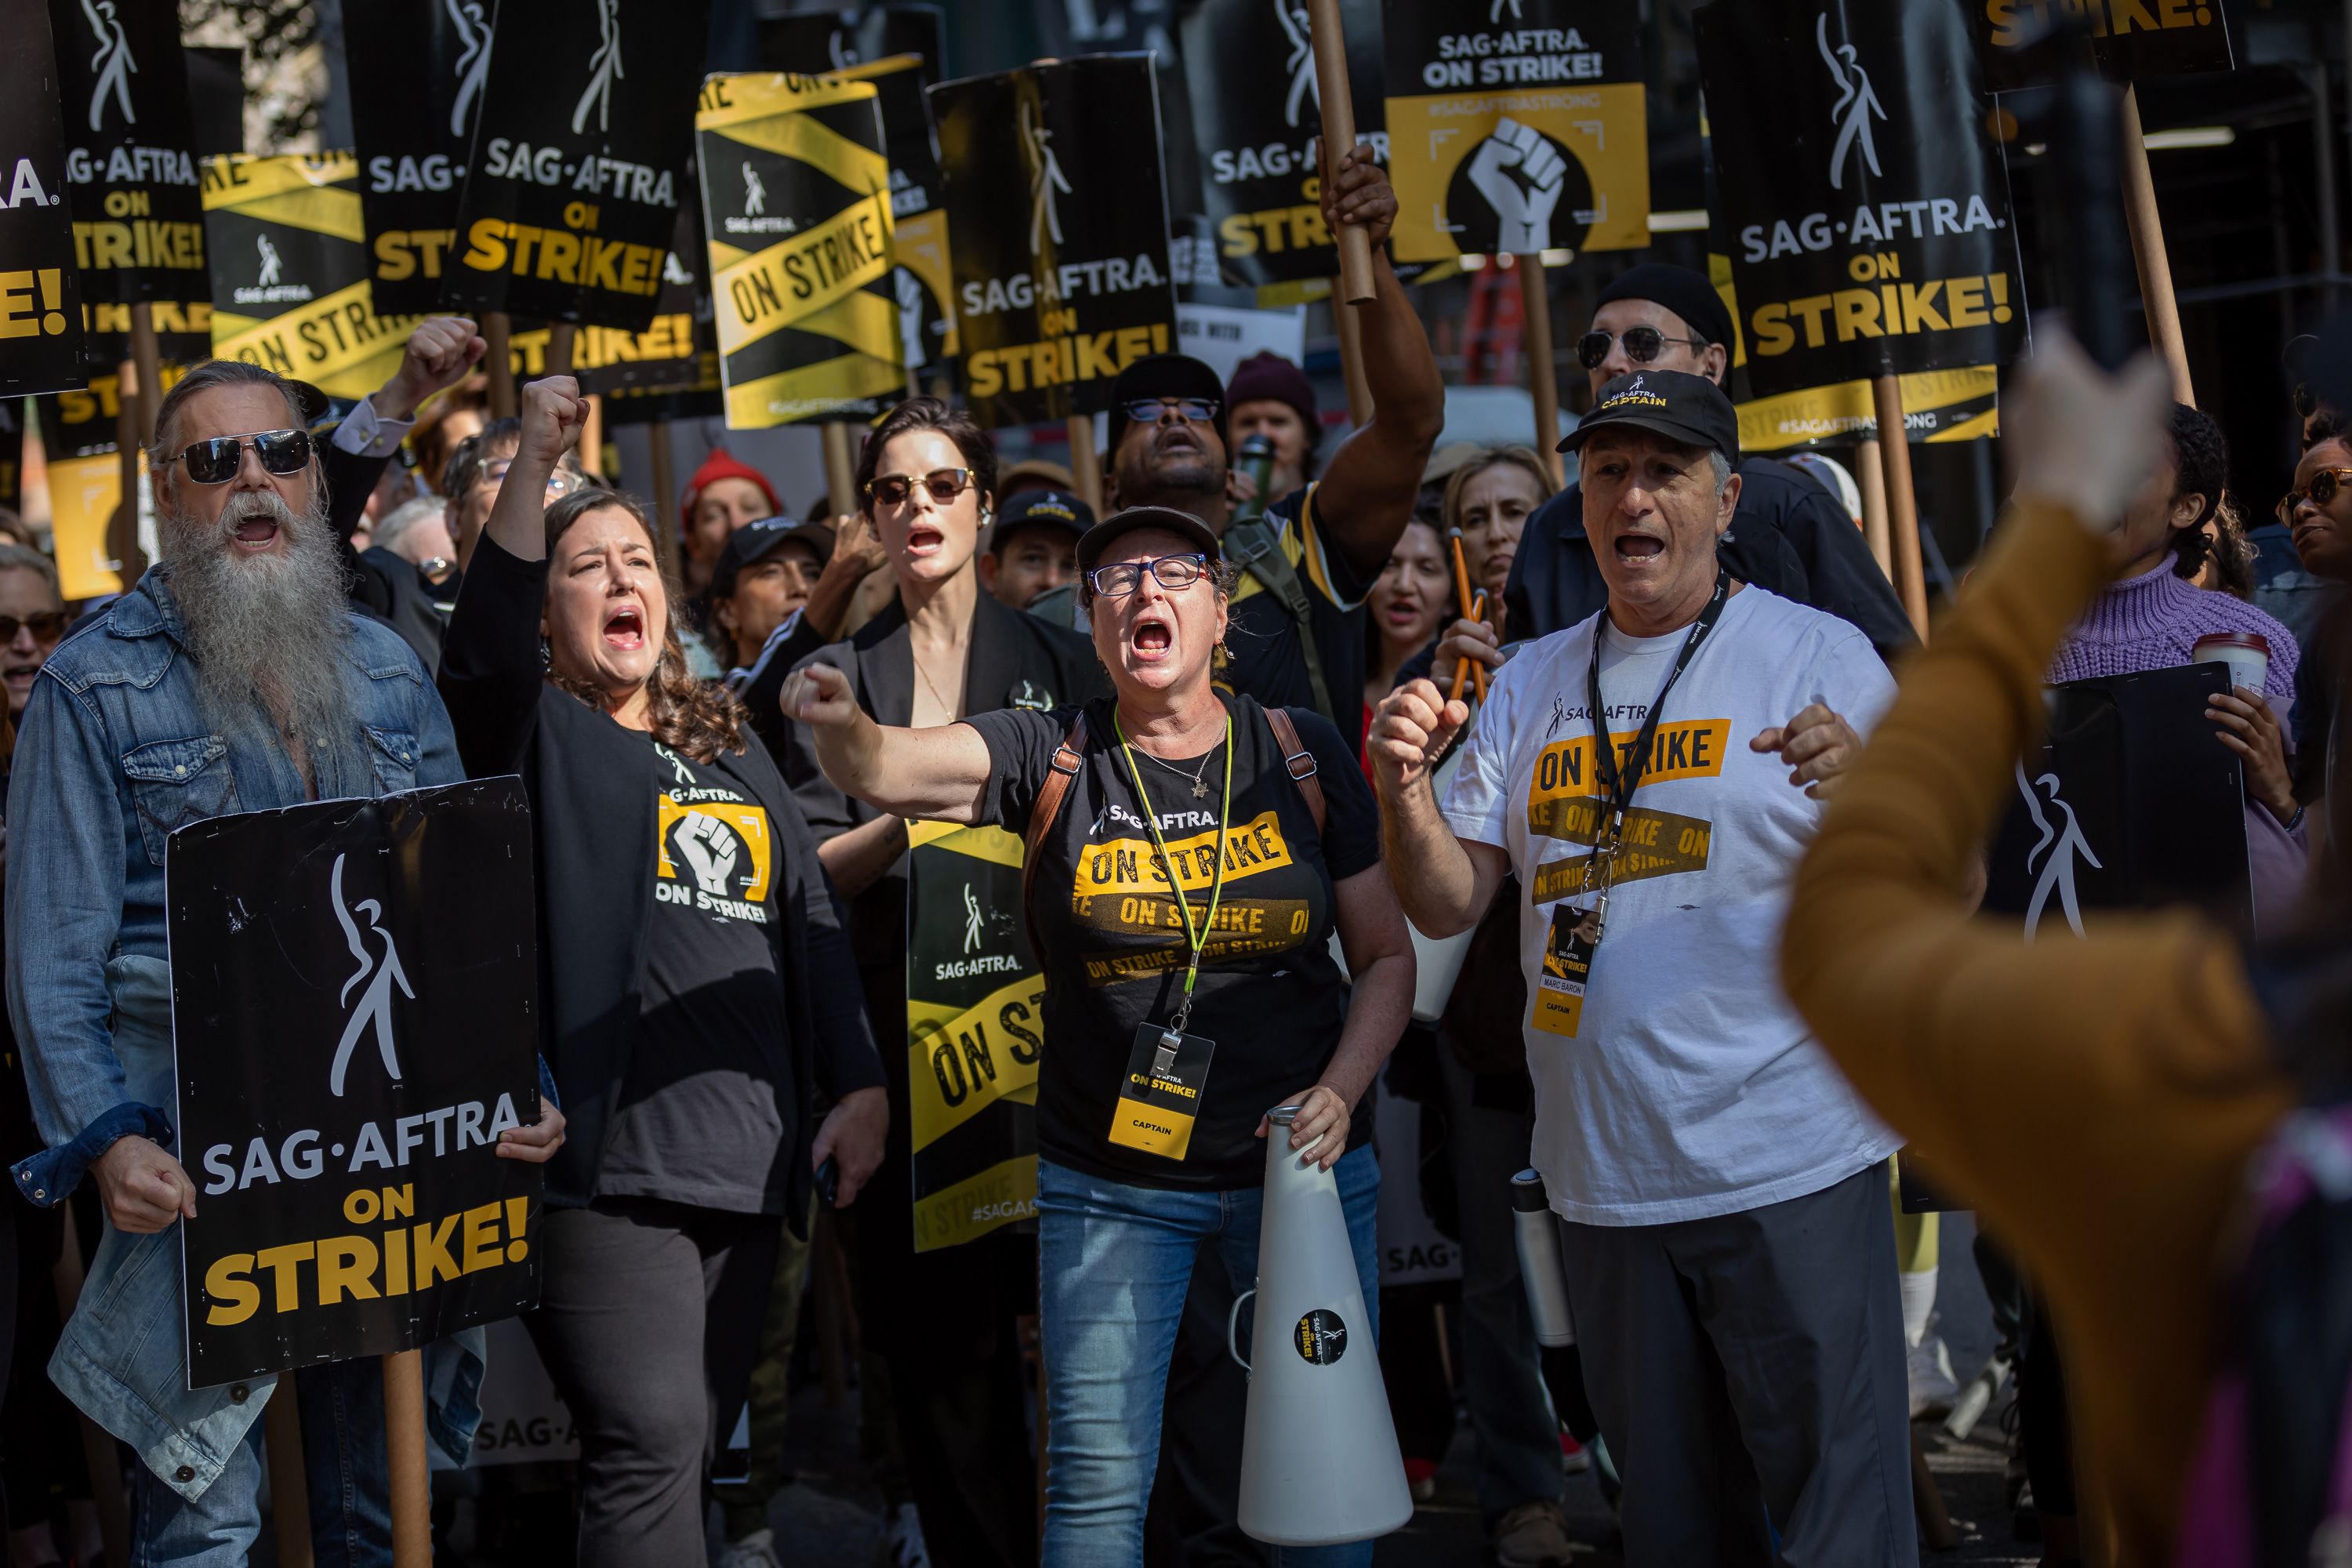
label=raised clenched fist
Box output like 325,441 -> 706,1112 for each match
519,376 -> 590,470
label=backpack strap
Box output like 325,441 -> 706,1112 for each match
1222,516 -> 1339,732
1263,706 -> 1326,836
1022,712 -> 1090,917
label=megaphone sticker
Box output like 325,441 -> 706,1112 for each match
1294,1309 -> 1349,1365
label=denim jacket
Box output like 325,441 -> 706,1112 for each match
4,568 -> 487,1500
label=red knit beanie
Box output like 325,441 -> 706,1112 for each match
680,449 -> 782,535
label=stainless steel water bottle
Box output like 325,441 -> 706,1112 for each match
1512,1168 -> 1576,1347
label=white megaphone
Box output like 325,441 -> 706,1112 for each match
1226,1105 -> 1414,1547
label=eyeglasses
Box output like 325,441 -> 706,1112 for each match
481,459 -> 581,502
0,612 -> 67,645
866,467 -> 975,507
2286,468 -> 2352,514
1577,327 -> 1706,370
169,429 -> 314,485
1120,397 -> 1220,424
1086,552 -> 1210,597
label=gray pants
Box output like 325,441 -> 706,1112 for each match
1557,1162 -> 1915,1567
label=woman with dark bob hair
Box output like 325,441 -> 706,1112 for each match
437,376 -> 887,1566
774,394 -> 1104,1565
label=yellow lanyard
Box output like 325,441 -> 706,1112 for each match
1114,711 -> 1235,1036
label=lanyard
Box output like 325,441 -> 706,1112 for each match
1115,710 -> 1236,1040
1580,570 -> 1730,891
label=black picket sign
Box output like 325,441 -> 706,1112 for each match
169,779 -> 542,1386
343,0 -> 492,317
761,6 -> 946,222
441,0 -> 712,330
0,0 -> 89,395
1693,0 -> 2025,400
1177,0 -> 1390,289
930,54 -> 1179,428
1981,663 -> 2252,936
1971,0 -> 2233,90
45,0 -> 205,325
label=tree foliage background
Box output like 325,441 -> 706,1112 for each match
181,0 -> 330,152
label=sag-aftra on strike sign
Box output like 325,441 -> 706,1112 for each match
170,780 -> 542,1386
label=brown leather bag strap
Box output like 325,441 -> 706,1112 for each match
1264,706 -> 1326,836
1022,712 -> 1090,916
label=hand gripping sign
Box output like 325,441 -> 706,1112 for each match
170,780 -> 542,1386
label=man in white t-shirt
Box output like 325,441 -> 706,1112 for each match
1369,369 -> 1915,1565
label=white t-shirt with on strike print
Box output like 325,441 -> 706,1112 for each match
1441,584 -> 1903,1228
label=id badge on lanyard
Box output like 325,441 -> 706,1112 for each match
1110,1022 -> 1218,1158
1531,855 -> 1609,1039
1530,572 -> 1728,1042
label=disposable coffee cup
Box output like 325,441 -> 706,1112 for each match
2192,631 -> 2270,695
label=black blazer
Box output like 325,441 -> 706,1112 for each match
438,535 -> 884,1229
775,590 -> 1108,968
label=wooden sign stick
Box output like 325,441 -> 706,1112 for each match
1518,257 -> 1565,484
1068,414 -> 1104,514
822,420 -> 861,519
1305,0 -> 1374,304
1871,376 -> 1931,640
383,1348 -> 431,1566
649,417 -> 683,582
2119,86 -> 2194,406
543,322 -> 579,379
483,313 -> 517,419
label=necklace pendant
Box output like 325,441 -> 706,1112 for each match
1191,779 -> 1210,800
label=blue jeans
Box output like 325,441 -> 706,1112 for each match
297,1359 -> 396,1568
1036,1146 -> 1381,1568
126,1359 -> 393,1566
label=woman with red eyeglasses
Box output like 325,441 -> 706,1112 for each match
771,396 -> 1105,1566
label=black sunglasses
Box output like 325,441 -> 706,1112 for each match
1086,553 -> 1210,597
866,467 -> 975,507
1120,397 -> 1220,424
0,612 -> 67,644
1577,327 -> 1706,371
169,429 -> 314,485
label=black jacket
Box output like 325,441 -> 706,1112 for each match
776,590 -> 1107,967
326,439 -> 452,670
1503,456 -> 1916,660
439,535 -> 883,1230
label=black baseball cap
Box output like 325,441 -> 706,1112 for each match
1076,505 -> 1222,578
1105,354 -> 1228,458
710,515 -> 833,599
993,489 -> 1094,549
1558,369 -> 1741,466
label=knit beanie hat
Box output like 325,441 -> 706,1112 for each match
679,449 -> 783,534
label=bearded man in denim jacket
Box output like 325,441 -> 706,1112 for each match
5,356 -> 565,1564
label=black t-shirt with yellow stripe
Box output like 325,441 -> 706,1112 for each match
967,692 -> 1380,1190
1217,485 -> 1374,726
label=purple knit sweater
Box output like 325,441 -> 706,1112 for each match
2050,557 -> 2306,931
2049,557 -> 2299,701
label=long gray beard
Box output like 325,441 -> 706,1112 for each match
161,485 -> 356,745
